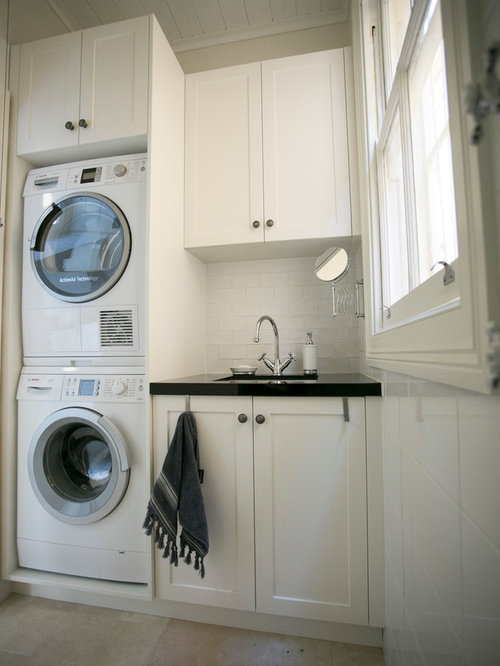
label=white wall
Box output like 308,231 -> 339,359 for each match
372,366 -> 500,666
205,250 -> 364,375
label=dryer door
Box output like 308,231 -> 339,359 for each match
28,407 -> 130,525
30,192 -> 131,302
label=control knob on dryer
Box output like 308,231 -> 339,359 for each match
111,379 -> 127,396
113,163 -> 127,178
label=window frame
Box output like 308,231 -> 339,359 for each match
352,0 -> 495,393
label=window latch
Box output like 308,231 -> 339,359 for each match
431,261 -> 455,286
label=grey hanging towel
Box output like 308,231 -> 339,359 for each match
143,411 -> 208,578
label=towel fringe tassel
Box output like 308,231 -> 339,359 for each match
143,512 -> 205,578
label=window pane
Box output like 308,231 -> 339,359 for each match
408,0 -> 458,286
382,0 -> 412,90
381,109 -> 410,306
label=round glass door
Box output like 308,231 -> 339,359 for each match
28,408 -> 130,525
31,193 -> 131,302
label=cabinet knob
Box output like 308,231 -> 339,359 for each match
265,219 -> 274,227
252,220 -> 261,228
65,121 -> 74,131
238,413 -> 248,423
255,414 -> 265,424
78,118 -> 88,128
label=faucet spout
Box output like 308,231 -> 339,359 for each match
253,315 -> 282,375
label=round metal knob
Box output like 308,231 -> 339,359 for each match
78,118 -> 88,128
255,414 -> 265,424
65,121 -> 74,130
265,219 -> 274,227
238,414 -> 248,423
252,220 -> 261,228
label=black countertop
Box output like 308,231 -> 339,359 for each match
150,372 -> 382,397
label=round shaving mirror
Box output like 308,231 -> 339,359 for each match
314,247 -> 350,283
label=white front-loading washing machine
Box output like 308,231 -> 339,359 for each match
22,153 -> 147,365
17,366 -> 148,583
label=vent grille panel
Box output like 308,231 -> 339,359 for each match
99,309 -> 135,347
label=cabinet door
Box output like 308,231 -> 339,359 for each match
17,33 -> 81,155
79,16 -> 149,146
253,396 -> 368,624
153,395 -> 255,611
184,63 -> 264,248
262,49 -> 352,241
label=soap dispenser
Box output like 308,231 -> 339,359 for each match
302,331 -> 317,375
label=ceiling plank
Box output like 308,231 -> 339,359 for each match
270,0 -> 297,22
166,0 -> 203,39
87,0 -> 123,24
218,0 -> 249,31
297,0 -> 322,17
112,0 -> 146,20
191,0 -> 226,36
52,0 -> 100,29
139,0 -> 182,41
244,0 -> 273,27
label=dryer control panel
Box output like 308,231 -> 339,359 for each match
23,153 -> 148,195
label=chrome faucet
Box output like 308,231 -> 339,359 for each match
253,315 -> 296,376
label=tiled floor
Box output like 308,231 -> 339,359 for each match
0,594 -> 385,665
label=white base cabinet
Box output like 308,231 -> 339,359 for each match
153,394 -> 368,626
152,395 -> 255,611
184,49 -> 353,252
16,16 -> 149,163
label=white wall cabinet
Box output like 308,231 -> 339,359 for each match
153,394 -> 368,625
184,49 -> 353,251
17,16 -> 149,163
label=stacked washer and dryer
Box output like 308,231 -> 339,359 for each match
17,154 -> 150,583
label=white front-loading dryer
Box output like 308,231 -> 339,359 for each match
22,154 -> 147,365
17,366 -> 149,583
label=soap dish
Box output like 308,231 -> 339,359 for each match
230,365 -> 257,376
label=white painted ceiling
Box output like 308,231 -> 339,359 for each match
8,0 -> 349,51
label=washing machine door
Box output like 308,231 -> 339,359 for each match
30,192 -> 131,303
28,407 -> 131,525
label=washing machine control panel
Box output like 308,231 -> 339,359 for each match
62,375 -> 145,402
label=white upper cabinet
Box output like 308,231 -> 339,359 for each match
185,49 -> 353,252
261,50 -> 351,243
185,63 -> 263,248
17,16 -> 149,162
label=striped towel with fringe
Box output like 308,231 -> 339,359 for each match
143,411 -> 208,577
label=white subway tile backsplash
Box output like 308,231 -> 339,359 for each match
232,272 -> 259,288
245,286 -> 275,302
205,254 -> 364,374
259,272 -> 289,287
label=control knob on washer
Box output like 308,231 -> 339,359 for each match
111,379 -> 127,396
113,163 -> 127,177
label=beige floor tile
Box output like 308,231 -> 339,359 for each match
331,641 -> 385,665
147,620 -> 334,665
0,594 -> 385,666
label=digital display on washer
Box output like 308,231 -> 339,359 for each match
79,379 -> 96,397
80,167 -> 102,184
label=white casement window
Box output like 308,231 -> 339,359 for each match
376,0 -> 460,329
352,0 -> 499,392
